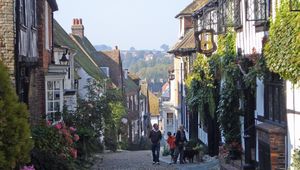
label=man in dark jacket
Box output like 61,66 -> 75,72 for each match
174,125 -> 187,164
149,123 -> 162,164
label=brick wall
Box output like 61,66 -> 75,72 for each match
0,0 -> 15,84
257,123 -> 286,170
28,0 -> 54,125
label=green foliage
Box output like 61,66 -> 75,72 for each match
30,124 -> 78,170
186,54 -> 217,120
162,146 -> 170,156
217,31 -> 241,144
264,0 -> 300,84
63,79 -> 126,153
292,147 -> 300,169
0,61 -> 33,169
122,50 -> 172,83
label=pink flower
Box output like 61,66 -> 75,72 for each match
46,120 -> 52,126
69,127 -> 76,132
70,148 -> 77,159
20,165 -> 35,170
74,134 -> 80,141
54,123 -> 62,129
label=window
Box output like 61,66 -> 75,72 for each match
100,67 -> 109,77
45,1 -> 50,50
246,0 -> 267,21
20,0 -> 26,26
167,113 -> 173,126
31,0 -> 37,27
46,80 -> 63,123
264,72 -> 286,124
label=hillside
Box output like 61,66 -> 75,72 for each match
121,50 -> 173,94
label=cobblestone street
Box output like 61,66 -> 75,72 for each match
92,150 -> 220,170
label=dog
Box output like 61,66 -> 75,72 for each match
183,149 -> 199,163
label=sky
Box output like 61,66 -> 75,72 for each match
54,0 -> 192,50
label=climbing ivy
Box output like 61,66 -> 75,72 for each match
216,31 -> 241,144
186,53 -> 217,120
264,0 -> 300,84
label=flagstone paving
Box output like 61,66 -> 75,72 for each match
92,150 -> 220,170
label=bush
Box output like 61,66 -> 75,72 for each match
30,122 -> 79,169
0,61 -> 33,169
162,146 -> 170,156
292,148 -> 300,169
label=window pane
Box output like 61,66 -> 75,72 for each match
47,81 -> 53,90
54,91 -> 60,100
54,102 -> 60,111
47,91 -> 53,100
54,81 -> 60,90
48,102 -> 53,111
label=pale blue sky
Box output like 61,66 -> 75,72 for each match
54,0 -> 192,50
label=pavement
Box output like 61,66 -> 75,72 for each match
159,155 -> 220,170
92,150 -> 220,170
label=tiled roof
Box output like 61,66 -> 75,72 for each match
149,91 -> 159,116
175,0 -> 208,18
124,77 -> 139,94
53,20 -> 105,80
98,50 -> 123,88
169,29 -> 196,54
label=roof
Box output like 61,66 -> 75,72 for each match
149,91 -> 159,116
98,50 -> 123,88
169,29 -> 196,54
53,20 -> 105,80
161,82 -> 170,99
175,0 -> 208,18
140,82 -> 148,98
124,77 -> 139,94
47,0 -> 58,11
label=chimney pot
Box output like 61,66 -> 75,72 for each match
73,19 -> 76,25
80,18 -> 82,25
115,46 -> 118,50
71,18 -> 84,38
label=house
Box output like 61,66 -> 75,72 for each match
167,0 -> 206,142
139,81 -> 152,137
0,0 -> 59,125
189,0 -> 300,169
52,19 -> 107,123
124,70 -> 140,144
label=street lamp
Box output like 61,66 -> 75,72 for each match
59,50 -> 69,65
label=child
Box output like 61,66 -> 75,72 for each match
167,131 -> 176,163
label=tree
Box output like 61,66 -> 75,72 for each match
160,44 -> 169,52
0,61 -> 33,169
129,47 -> 136,51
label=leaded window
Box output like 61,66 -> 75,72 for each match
246,0 -> 268,21
264,72 -> 286,124
219,0 -> 242,28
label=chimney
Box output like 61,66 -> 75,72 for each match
71,18 -> 84,38
124,69 -> 128,79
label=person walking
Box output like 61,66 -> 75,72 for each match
167,131 -> 176,163
149,123 -> 162,165
174,125 -> 187,164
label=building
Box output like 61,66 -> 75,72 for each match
0,0 -> 59,124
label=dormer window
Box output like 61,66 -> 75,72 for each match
100,67 -> 109,78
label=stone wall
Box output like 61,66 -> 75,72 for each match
0,0 -> 15,84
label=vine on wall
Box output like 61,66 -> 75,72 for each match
216,31 -> 241,144
264,0 -> 300,84
187,30 -> 241,144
